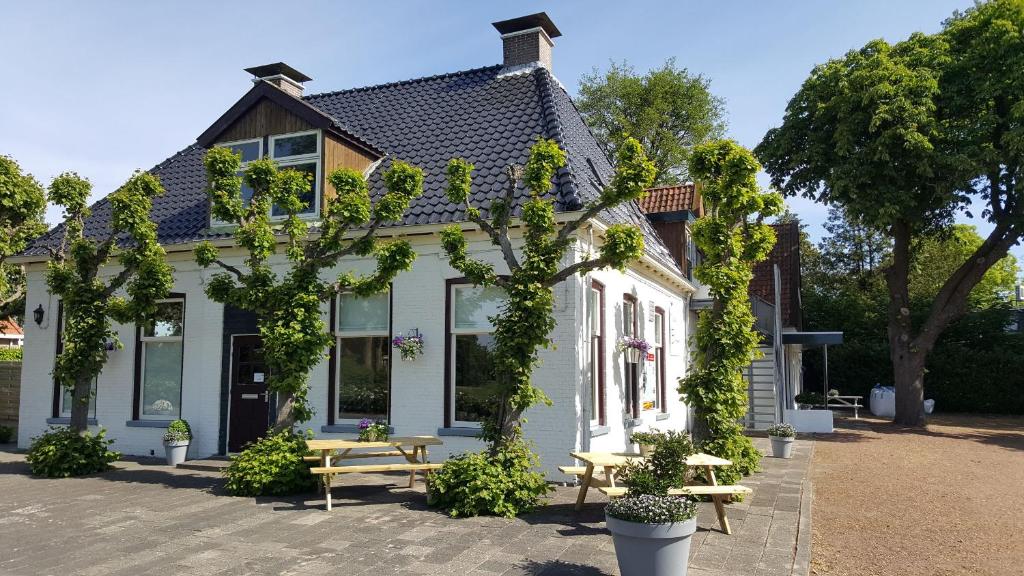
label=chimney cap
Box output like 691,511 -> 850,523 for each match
492,12 -> 561,38
243,62 -> 312,83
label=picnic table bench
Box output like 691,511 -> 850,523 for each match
826,395 -> 863,418
307,436 -> 443,510
563,451 -> 748,534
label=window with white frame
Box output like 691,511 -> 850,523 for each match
652,308 -> 665,412
623,295 -> 639,418
139,299 -> 185,419
215,139 -> 262,218
270,130 -> 320,218
588,281 -> 605,425
337,291 -> 391,421
449,284 -> 505,427
55,304 -> 97,418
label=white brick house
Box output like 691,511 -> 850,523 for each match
14,13 -> 696,478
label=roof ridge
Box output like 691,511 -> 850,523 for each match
646,182 -> 695,191
533,67 -> 581,210
304,64 -> 504,100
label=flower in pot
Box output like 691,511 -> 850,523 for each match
767,423 -> 797,459
357,418 -> 389,442
392,333 -> 424,361
162,419 -> 191,466
617,336 -> 651,364
630,429 -> 664,457
606,430 -> 698,576
827,388 -> 840,398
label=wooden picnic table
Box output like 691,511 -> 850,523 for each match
566,451 -> 742,534
826,395 -> 863,418
307,436 -> 443,510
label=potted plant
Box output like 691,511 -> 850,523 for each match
795,391 -> 825,409
358,418 -> 389,442
767,423 -> 796,459
617,336 -> 651,364
630,429 -> 664,456
392,333 -> 424,361
162,419 -> 191,466
606,430 -> 698,576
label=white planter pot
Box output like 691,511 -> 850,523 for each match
638,444 -> 656,457
784,409 -> 834,433
625,348 -> 642,363
606,515 -> 697,576
770,436 -> 794,459
164,440 -> 189,466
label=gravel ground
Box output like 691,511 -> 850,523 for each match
810,413 -> 1024,576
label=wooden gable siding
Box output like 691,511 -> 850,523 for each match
651,221 -> 685,270
217,99 -> 313,142
323,133 -> 376,201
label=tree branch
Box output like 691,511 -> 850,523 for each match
543,254 -> 614,288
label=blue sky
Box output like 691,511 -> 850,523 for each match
2,0 -> 1019,262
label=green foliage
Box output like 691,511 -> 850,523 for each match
605,493 -> 698,524
795,392 -> 826,406
0,347 -> 22,361
47,171 -> 174,433
679,139 -> 779,485
196,149 -> 423,428
0,425 -> 13,443
766,423 -> 797,438
26,427 -> 120,477
162,419 -> 192,443
223,429 -> 317,497
578,58 -> 725,184
619,430 -> 694,497
0,156 -> 47,319
629,429 -> 664,446
428,439 -> 552,518
909,225 -> 1019,309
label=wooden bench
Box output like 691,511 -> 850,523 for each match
558,465 -> 589,477
304,450 -> 405,463
310,463 -> 444,510
598,485 -> 752,498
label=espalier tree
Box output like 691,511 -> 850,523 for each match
194,148 -> 423,429
679,140 -> 782,485
0,156 -> 48,321
47,172 -> 174,433
440,137 -> 656,448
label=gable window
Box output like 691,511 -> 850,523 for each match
448,283 -> 505,427
588,280 -> 606,426
623,294 -> 639,418
218,139 -> 262,211
53,302 -> 97,419
336,291 -> 391,422
270,131 -> 320,218
138,299 -> 185,419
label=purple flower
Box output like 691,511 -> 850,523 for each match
619,336 -> 651,353
358,418 -> 374,430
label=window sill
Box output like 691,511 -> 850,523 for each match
46,417 -> 98,426
321,424 -> 395,434
437,427 -> 482,438
126,420 -> 174,428
624,417 -> 643,429
589,425 -> 611,437
655,412 -> 671,421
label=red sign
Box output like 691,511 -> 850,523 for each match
647,352 -> 655,361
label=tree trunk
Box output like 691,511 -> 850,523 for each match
273,391 -> 296,433
884,221 -> 926,427
691,410 -> 711,445
892,352 -> 927,426
69,373 -> 93,434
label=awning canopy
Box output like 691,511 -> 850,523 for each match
781,331 -> 844,346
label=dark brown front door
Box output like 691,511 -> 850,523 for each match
228,335 -> 270,452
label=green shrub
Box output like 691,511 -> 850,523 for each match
428,439 -> 553,518
162,419 -> 191,443
629,429 -> 665,446
26,427 -> 120,477
0,425 -> 13,443
0,348 -> 22,361
223,429 -> 317,497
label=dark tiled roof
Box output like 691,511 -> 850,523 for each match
24,65 -> 682,276
750,221 -> 803,330
638,184 -> 699,215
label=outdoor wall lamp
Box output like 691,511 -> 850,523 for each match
33,304 -> 44,327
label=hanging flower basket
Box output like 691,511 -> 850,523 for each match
392,333 -> 424,362
617,337 -> 651,364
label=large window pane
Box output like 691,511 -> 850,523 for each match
453,286 -> 504,331
338,293 -> 389,333
142,341 -> 183,417
145,301 -> 183,338
454,334 -> 499,423
271,162 -> 317,216
228,141 -> 261,163
338,336 -> 389,420
61,380 -> 97,417
273,133 -> 317,158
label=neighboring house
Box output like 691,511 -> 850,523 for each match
12,13 -> 695,476
0,319 -> 24,349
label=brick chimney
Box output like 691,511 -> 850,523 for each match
492,12 -> 562,70
243,62 -> 312,98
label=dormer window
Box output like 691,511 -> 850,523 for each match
221,138 -> 262,208
269,130 -> 320,218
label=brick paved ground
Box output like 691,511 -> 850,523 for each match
0,437 -> 810,576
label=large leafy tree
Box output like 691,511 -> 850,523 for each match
0,156 -> 48,321
194,150 -> 422,429
47,172 -> 174,433
577,59 -> 724,184
679,140 -> 782,485
439,137 -> 656,448
756,0 -> 1024,426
